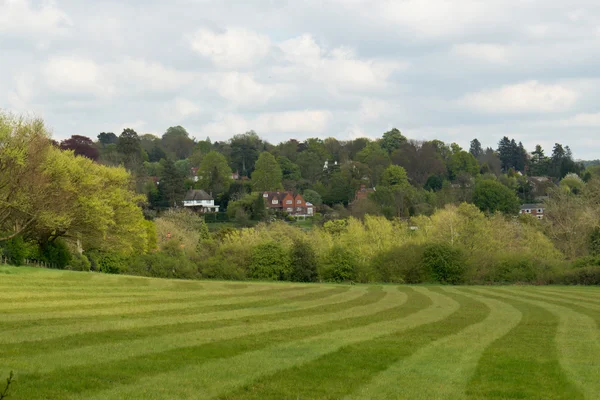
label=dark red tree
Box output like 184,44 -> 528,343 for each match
60,135 -> 100,161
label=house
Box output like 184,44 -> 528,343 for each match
354,184 -> 375,202
183,189 -> 220,213
520,204 -> 545,219
263,191 -> 314,217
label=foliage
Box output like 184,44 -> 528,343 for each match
197,151 -> 233,195
0,236 -> 27,265
371,244 -> 427,283
68,253 -> 91,271
88,251 -> 127,274
321,245 -> 357,282
473,180 -> 520,214
252,152 -> 283,191
39,240 -> 72,269
380,128 -> 406,154
422,243 -> 466,284
302,189 -> 322,206
289,239 -> 318,282
249,241 -> 291,280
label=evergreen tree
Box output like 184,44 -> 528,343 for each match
469,139 -> 483,159
159,158 -> 186,207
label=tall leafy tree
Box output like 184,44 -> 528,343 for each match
469,139 -> 483,159
380,128 -> 407,154
162,126 -> 194,160
60,135 -> 99,161
197,151 -> 233,196
473,180 -> 521,215
229,131 -> 263,176
356,142 -> 390,186
447,151 -> 479,180
252,152 -> 283,191
97,132 -> 118,147
117,128 -> 146,171
159,158 -> 186,207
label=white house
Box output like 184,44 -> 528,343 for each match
183,189 -> 219,213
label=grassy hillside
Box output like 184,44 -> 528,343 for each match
1,266 -> 599,399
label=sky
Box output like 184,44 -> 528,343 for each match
1,0 -> 600,159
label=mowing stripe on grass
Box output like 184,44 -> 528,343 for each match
463,289 -> 584,400
345,287 -> 521,400
497,288 -> 600,312
535,289 -> 600,304
2,287 -> 373,360
4,286 -> 390,373
220,288 -> 490,400
79,287 -> 456,400
473,288 -> 600,400
9,287 -> 410,399
0,287 -> 352,344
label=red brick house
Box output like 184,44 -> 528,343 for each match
520,204 -> 545,220
354,184 -> 376,202
263,191 -> 314,217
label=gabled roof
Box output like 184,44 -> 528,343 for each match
184,189 -> 213,201
520,203 -> 544,209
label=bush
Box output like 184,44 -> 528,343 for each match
322,245 -> 357,282
422,243 -> 466,284
249,241 -> 291,281
67,253 -> 91,271
558,267 -> 600,285
371,244 -> 427,283
128,252 -> 198,279
289,240 -> 318,282
39,240 -> 72,269
88,251 -> 127,274
198,252 -> 248,280
1,236 -> 27,266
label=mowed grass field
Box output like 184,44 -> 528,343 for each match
1,266 -> 599,399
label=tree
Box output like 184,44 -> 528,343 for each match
381,128 -> 406,154
302,189 -> 323,206
448,151 -> 479,180
380,165 -> 409,189
159,159 -> 186,207
229,131 -> 264,176
278,156 -> 301,184
252,152 -> 282,191
469,139 -> 483,159
356,142 -> 390,186
97,132 -> 117,147
197,151 -> 232,196
117,128 -> 146,171
60,135 -> 99,161
530,145 -> 548,176
162,126 -> 194,160
251,193 -> 267,221
290,240 -> 318,282
472,180 -> 520,215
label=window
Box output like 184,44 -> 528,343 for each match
263,193 -> 268,197
537,209 -> 543,213
272,199 -> 278,204
287,207 -> 293,212
526,209 -> 531,213
286,200 -> 292,204
537,215 -> 543,220
297,207 -> 303,211
296,199 -> 302,204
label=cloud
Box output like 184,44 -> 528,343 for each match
206,72 -> 276,107
460,81 -> 578,114
199,110 -> 331,139
0,0 -> 71,36
42,56 -> 113,97
558,112 -> 600,127
189,27 -> 271,68
451,43 -> 508,64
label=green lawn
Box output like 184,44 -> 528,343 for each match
1,266 -> 599,399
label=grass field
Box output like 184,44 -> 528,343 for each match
1,266 -> 599,399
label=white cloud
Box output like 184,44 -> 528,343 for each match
199,110 -> 331,138
173,98 -> 202,118
207,72 -> 275,106
115,59 -> 196,92
452,43 -> 508,64
460,81 -> 578,114
42,56 -> 113,97
0,0 -> 71,35
559,112 -> 600,127
189,27 -> 271,68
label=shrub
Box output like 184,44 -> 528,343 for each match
558,267 -> 600,285
422,243 -> 466,284
39,240 -> 72,269
198,252 -> 248,280
371,244 -> 427,283
289,240 -> 318,282
321,245 -> 357,282
589,227 -> 600,256
1,236 -> 27,266
67,253 -> 91,271
88,251 -> 127,274
128,252 -> 198,279
249,241 -> 291,281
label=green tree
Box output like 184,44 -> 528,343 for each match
448,151 -> 479,180
229,131 -> 263,176
162,126 -> 194,160
97,132 -> 117,147
469,139 -> 483,159
197,151 -> 233,196
159,159 -> 186,207
117,128 -> 146,171
381,128 -> 406,154
251,193 -> 267,221
356,142 -> 390,186
472,180 -> 521,214
302,189 -> 322,206
290,240 -> 318,282
252,152 -> 283,191
380,165 -> 409,189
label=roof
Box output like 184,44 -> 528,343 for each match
184,189 -> 213,201
520,203 -> 544,209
